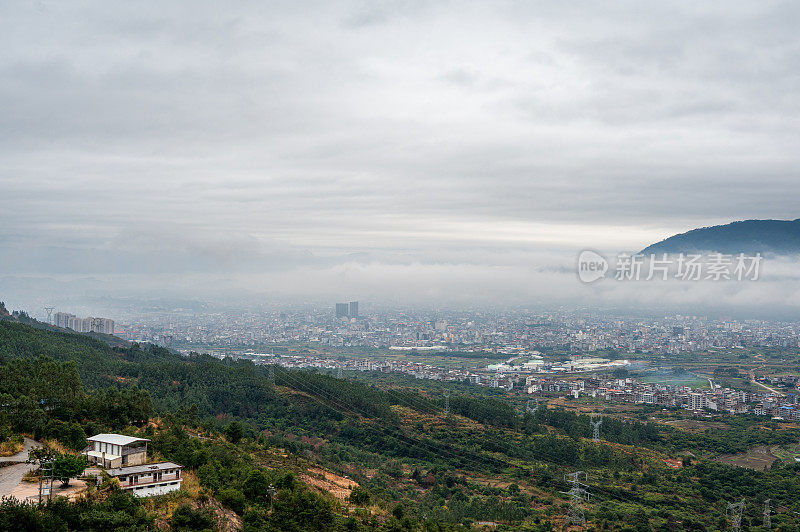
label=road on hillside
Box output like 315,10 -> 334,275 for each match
0,437 -> 40,498
0,437 -> 38,464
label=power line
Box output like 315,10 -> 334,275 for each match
274,369 -> 478,466
273,367 -> 699,528
368,378 -> 676,524
275,368 -> 497,471
272,366 -> 691,527
273,367 -> 507,473
329,376 -> 516,472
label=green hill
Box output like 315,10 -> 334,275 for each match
4,308 -> 800,529
641,218 -> 800,255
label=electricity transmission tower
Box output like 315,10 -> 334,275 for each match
561,471 -> 590,527
763,499 -> 771,530
526,399 -> 539,415
337,367 -> 343,379
590,413 -> 602,442
443,390 -> 450,415
726,499 -> 746,532
268,365 -> 275,383
43,307 -> 54,325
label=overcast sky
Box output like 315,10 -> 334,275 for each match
1,1 -> 800,311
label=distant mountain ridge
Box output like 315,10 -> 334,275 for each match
641,219 -> 800,255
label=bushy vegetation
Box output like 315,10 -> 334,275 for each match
0,490 -> 154,531
4,318 -> 800,530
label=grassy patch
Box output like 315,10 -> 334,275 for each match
0,439 -> 24,457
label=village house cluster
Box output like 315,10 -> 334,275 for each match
227,351 -> 632,395
526,375 -> 800,420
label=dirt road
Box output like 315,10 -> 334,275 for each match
748,368 -> 783,396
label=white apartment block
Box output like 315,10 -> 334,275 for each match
54,312 -> 115,334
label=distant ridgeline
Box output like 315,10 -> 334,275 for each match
641,218 -> 800,255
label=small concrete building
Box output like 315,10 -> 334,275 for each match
83,433 -> 149,468
105,462 -> 183,497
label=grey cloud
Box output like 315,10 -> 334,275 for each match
1,1 -> 800,310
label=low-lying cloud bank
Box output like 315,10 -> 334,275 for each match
3,247 -> 799,320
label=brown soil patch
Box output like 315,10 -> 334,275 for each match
300,467 -> 358,501
717,446 -> 778,470
393,405 -> 487,432
665,419 -> 726,433
10,478 -> 88,502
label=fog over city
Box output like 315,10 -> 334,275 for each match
2,1 -> 800,315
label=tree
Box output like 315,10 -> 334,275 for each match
242,469 -> 269,502
171,504 -> 214,531
612,367 -> 630,378
349,486 -> 371,506
217,487 -> 246,515
392,503 -> 404,520
53,453 -> 87,487
224,421 -> 243,444
271,488 -> 334,531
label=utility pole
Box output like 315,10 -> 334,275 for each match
763,499 -> 771,530
590,413 -> 602,443
561,471 -> 590,528
726,499 -> 746,532
526,399 -> 539,415
38,456 -> 55,505
43,307 -> 54,325
444,390 -> 450,415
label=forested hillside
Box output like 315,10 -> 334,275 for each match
3,317 -> 800,530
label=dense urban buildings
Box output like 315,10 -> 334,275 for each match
54,312 -> 115,334
114,306 -> 800,355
